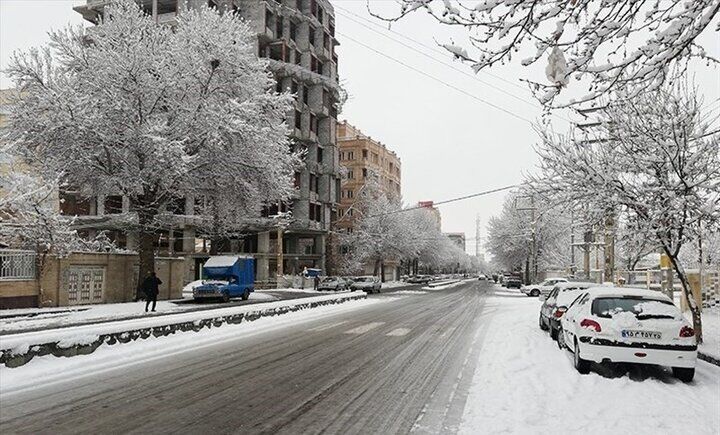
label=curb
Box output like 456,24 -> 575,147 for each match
0,293 -> 367,369
698,351 -> 720,367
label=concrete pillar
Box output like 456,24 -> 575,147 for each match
126,231 -> 139,252
182,228 -> 195,254
96,194 -> 105,215
257,231 -> 270,282
315,234 -> 326,271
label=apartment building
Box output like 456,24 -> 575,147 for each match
444,232 -> 466,252
335,121 -> 401,231
417,201 -> 442,230
73,0 -> 342,284
333,121 -> 402,279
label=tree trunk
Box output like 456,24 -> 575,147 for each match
663,246 -> 703,344
135,198 -> 157,301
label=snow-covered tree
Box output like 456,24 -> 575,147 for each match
375,1 -> 719,107
485,191 -> 571,280
531,84 -> 720,342
5,1 -> 296,289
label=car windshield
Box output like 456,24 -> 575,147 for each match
591,297 -> 678,319
321,277 -> 336,282
355,277 -> 371,282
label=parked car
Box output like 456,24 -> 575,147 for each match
477,274 -> 487,281
407,275 -> 431,284
317,276 -> 349,291
350,276 -> 382,293
558,287 -> 697,382
505,276 -> 522,289
522,277 -> 568,297
539,282 -> 596,339
193,256 -> 254,302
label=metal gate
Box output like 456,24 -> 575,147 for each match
66,266 -> 106,305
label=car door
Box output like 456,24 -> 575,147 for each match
563,292 -> 590,343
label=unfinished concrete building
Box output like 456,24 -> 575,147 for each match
73,0 -> 342,284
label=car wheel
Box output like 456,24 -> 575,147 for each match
557,327 -> 566,349
574,339 -> 591,374
241,290 -> 250,301
539,314 -> 548,331
672,367 -> 695,382
221,292 -> 230,303
531,289 -> 540,297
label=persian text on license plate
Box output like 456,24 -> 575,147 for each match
621,330 -> 661,340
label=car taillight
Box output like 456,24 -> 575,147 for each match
554,307 -> 567,318
679,326 -> 695,338
580,318 -> 602,333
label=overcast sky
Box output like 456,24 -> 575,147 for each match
1,0 -> 718,257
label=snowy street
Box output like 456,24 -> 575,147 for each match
2,280 -> 717,434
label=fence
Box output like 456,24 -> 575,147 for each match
0,249 -> 37,280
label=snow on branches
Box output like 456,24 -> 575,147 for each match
376,1 -> 719,107
5,1 -> 296,279
530,83 -> 719,342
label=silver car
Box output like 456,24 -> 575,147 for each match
349,276 -> 382,293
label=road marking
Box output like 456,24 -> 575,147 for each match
308,321 -> 347,332
344,322 -> 385,335
386,328 -> 411,337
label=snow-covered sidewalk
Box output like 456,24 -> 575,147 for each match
0,292 -> 278,334
460,289 -> 720,434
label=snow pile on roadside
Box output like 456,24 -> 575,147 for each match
0,292 -> 365,353
382,281 -> 409,289
0,297 -> 382,395
459,294 -> 720,434
695,307 -> 719,360
386,290 -> 427,295
0,293 -> 278,333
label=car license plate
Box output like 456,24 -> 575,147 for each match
621,330 -> 661,340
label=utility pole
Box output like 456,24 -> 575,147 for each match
603,212 -> 615,283
570,210 -> 576,277
516,195 -> 538,284
475,214 -> 481,258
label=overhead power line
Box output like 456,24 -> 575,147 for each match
335,10 -> 545,112
366,184 -> 520,218
337,31 -> 535,125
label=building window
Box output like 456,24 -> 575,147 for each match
347,170 -> 354,179
309,27 -> 315,47
346,189 -> 353,199
275,79 -> 283,94
362,168 -> 367,179
339,151 -> 345,160
302,85 -> 309,105
291,80 -> 299,95
294,171 -> 301,188
347,209 -> 353,217
265,9 -> 273,29
295,50 -> 302,65
310,113 -> 318,134
317,146 -> 323,163
362,149 -> 368,160
290,21 -> 297,41
324,33 -> 331,50
294,110 -> 302,129
372,152 -> 379,163
309,174 -> 318,193
347,151 -> 354,160
104,195 -> 123,214
276,15 -> 283,37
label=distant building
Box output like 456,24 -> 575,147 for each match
335,121 -> 401,231
417,201 -> 441,230
445,233 -> 466,252
333,121 -> 402,280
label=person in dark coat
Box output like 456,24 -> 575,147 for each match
142,271 -> 162,312
313,275 -> 320,291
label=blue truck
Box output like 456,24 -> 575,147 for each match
193,256 -> 255,303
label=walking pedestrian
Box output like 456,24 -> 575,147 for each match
313,274 -> 320,291
142,271 -> 162,312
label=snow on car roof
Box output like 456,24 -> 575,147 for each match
583,286 -> 672,302
556,281 -> 597,290
203,256 -> 251,268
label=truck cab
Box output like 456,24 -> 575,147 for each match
193,256 -> 255,303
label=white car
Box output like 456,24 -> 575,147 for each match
539,281 -> 597,340
349,276 -> 382,293
522,277 -> 568,297
317,276 -> 348,291
558,287 -> 697,382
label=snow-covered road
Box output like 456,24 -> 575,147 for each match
459,287 -> 720,434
